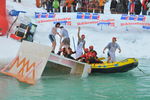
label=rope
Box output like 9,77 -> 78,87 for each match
137,67 -> 146,74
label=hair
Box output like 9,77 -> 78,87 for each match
60,26 -> 64,28
55,22 -> 60,27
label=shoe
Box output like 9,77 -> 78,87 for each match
51,51 -> 54,53
57,51 -> 61,55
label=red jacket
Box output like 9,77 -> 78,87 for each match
142,0 -> 149,10
130,2 -> 135,13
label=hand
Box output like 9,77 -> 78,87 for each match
119,50 -> 121,53
103,51 -> 105,54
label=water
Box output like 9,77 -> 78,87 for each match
0,58 -> 150,100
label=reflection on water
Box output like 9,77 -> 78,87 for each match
0,58 -> 150,100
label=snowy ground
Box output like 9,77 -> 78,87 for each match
0,0 -> 150,66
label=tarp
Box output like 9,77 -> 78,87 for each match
0,0 -> 9,36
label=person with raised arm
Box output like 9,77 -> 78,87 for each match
75,27 -> 86,59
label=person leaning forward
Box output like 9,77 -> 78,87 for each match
49,22 -> 62,53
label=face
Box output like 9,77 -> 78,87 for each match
81,35 -> 85,40
89,47 -> 93,50
56,24 -> 60,28
112,38 -> 117,42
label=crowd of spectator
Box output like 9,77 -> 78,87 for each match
39,0 -> 150,15
110,0 -> 150,15
40,0 -> 107,13
13,0 -> 150,15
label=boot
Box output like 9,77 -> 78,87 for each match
57,51 -> 61,55
51,51 -> 54,53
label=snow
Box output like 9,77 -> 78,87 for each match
0,0 -> 150,66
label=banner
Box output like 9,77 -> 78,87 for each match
35,13 -> 150,29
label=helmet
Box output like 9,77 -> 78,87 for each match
89,45 -> 94,50
84,48 -> 89,52
81,34 -> 85,38
112,37 -> 117,41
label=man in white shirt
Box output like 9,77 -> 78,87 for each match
103,37 -> 121,63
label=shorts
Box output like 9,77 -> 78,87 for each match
76,51 -> 83,59
107,52 -> 116,62
49,34 -> 55,42
62,38 -> 70,45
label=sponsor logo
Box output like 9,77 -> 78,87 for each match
53,21 -> 71,26
37,18 -> 71,23
77,13 -> 100,20
35,12 -> 56,18
121,23 -> 150,26
121,14 -> 146,21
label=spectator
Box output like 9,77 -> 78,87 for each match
128,0 -> 135,15
14,0 -> 21,3
110,0 -> 118,14
88,0 -> 94,12
147,0 -> 150,15
53,0 -> 59,12
142,0 -> 149,15
46,0 -> 53,12
72,0 -> 78,12
58,0 -> 61,12
77,0 -> 82,12
65,0 -> 74,12
41,0 -> 47,9
82,0 -> 89,12
134,0 -> 142,15
95,0 -> 100,13
122,0 -> 128,14
116,0 -> 128,14
99,0 -> 106,14
60,0 -> 67,12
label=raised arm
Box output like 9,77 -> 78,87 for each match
118,47 -> 121,53
77,27 -> 81,40
117,44 -> 121,53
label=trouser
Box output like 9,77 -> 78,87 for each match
100,6 -> 104,14
148,12 -> 150,16
76,51 -> 83,59
47,6 -> 53,12
108,52 -> 116,62
142,10 -> 147,15
73,6 -> 77,12
14,0 -> 21,2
